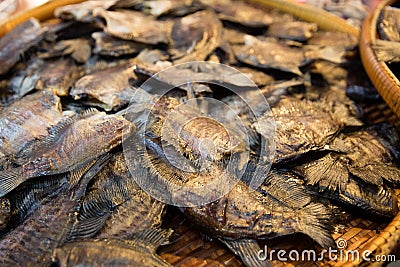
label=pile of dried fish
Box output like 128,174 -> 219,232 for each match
0,0 -> 399,266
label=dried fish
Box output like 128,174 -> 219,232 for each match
0,110 -> 135,197
234,35 -> 308,76
35,57 -> 83,96
0,90 -> 62,166
0,173 -> 68,234
208,0 -> 272,28
93,8 -> 171,44
68,152 -> 165,240
0,155 -> 106,266
140,0 -> 203,17
372,39 -> 400,63
254,97 -> 342,164
0,185 -> 74,266
178,163 -> 333,266
54,0 -> 119,22
70,66 -> 134,111
378,6 -> 400,42
38,38 -> 92,63
0,18 -> 46,75
268,21 -> 317,41
295,126 -> 400,191
9,58 -> 44,97
169,10 -> 223,63
92,32 -> 147,57
53,229 -> 173,267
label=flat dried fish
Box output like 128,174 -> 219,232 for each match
0,184 -> 76,266
254,97 -> 342,164
0,173 -> 68,234
92,32 -> 147,57
208,0 -> 272,28
0,18 -> 46,75
36,57 -> 83,96
141,0 -> 203,17
234,35 -> 308,76
0,110 -> 135,197
93,8 -> 171,44
38,38 -> 91,63
70,66 -> 133,111
179,164 -> 333,265
267,21 -> 317,41
378,6 -> 400,42
169,10 -> 223,63
55,0 -> 119,22
53,229 -> 173,267
0,156 -> 105,266
295,126 -> 400,191
68,152 -> 165,240
0,91 -> 62,166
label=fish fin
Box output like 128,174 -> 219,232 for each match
0,168 -> 24,197
299,153 -> 349,192
67,212 -> 110,241
69,159 -> 97,190
71,153 -> 113,201
261,170 -> 311,209
349,165 -> 384,186
298,202 -> 335,248
220,239 -> 271,267
129,228 -> 173,250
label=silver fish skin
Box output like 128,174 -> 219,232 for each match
0,18 -> 46,75
0,110 -> 135,197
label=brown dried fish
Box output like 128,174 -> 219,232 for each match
0,91 -> 62,166
68,152 -> 165,240
0,110 -> 135,197
36,57 -> 83,96
378,6 -> 400,42
70,66 -> 134,111
0,173 -> 68,234
234,35 -> 308,76
177,163 -> 333,266
0,18 -> 46,75
93,8 -> 171,44
38,38 -> 92,63
0,185 -> 73,266
53,229 -> 173,267
268,21 -> 318,41
208,0 -> 272,28
295,126 -> 400,191
92,32 -> 147,57
169,10 -> 223,63
54,0 -> 119,22
141,0 -> 204,17
254,97 -> 342,164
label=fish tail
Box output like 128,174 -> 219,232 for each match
297,202 -> 335,248
0,168 -> 24,197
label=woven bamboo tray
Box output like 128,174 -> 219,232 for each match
1,1 -> 399,266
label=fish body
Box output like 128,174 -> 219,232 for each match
70,66 -> 133,111
93,9 -> 171,44
53,229 -> 173,267
0,18 -> 46,75
0,90 -> 62,165
169,10 -> 223,63
0,111 -> 135,196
